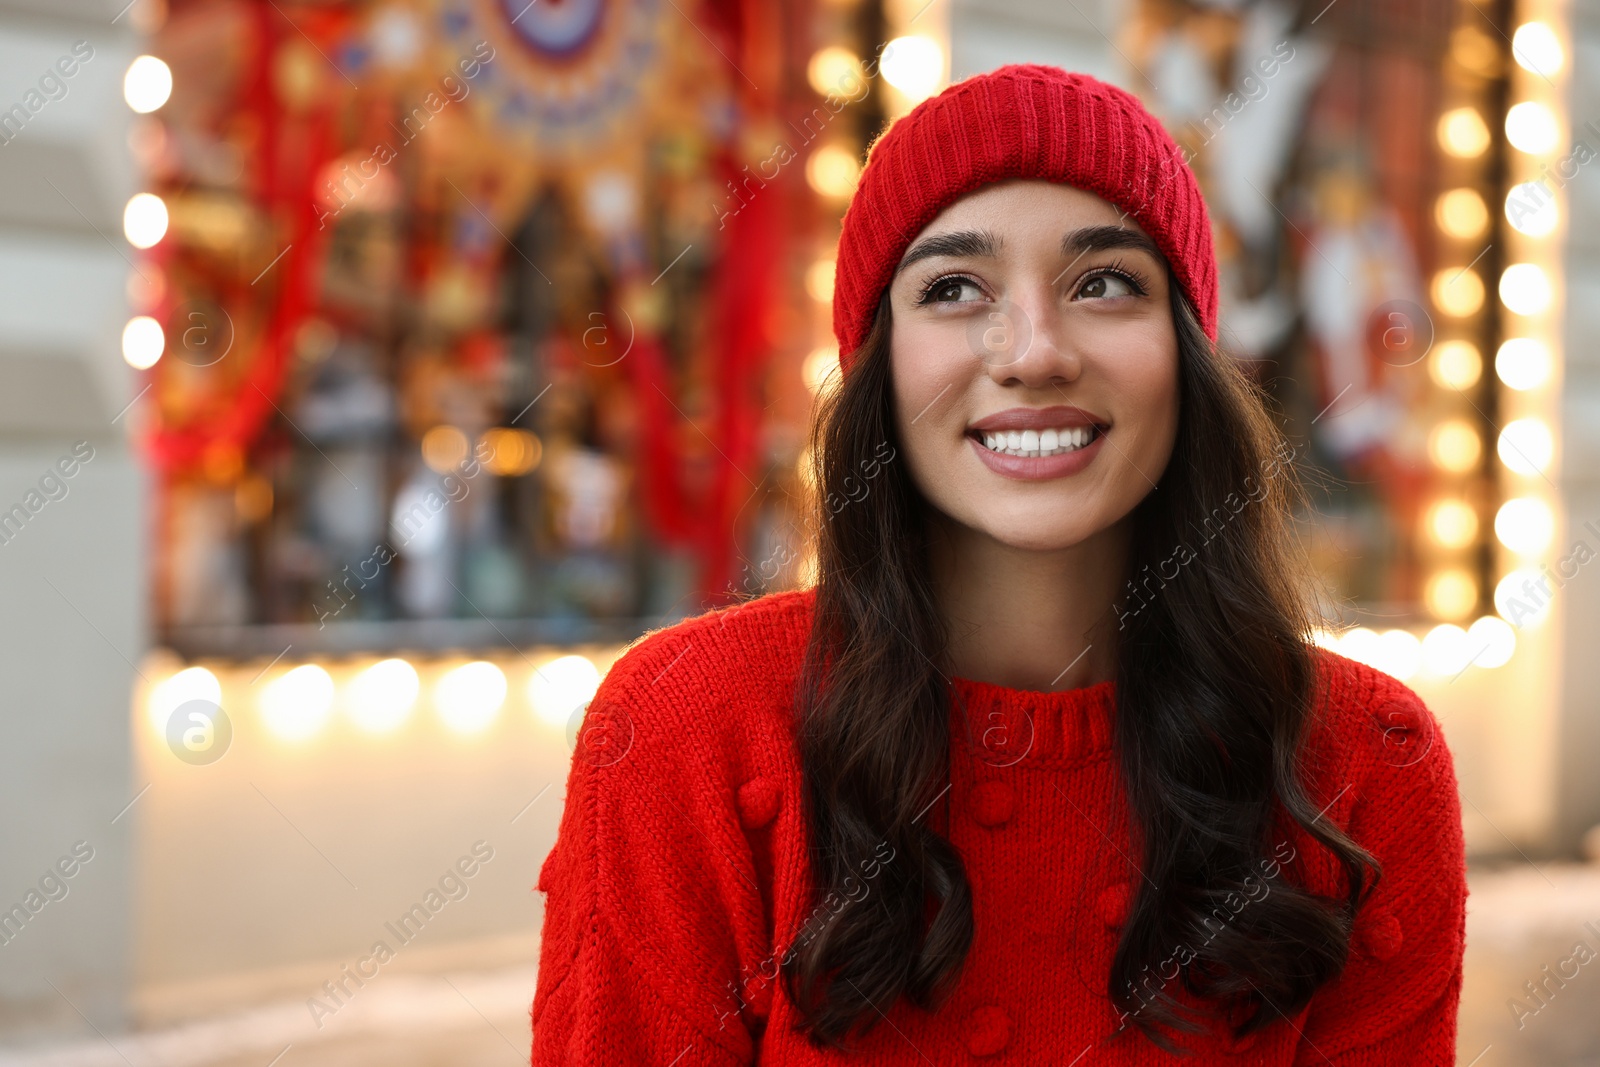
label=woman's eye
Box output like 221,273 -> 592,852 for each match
919,276 -> 982,304
1076,272 -> 1138,300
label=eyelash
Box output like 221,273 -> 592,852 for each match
912,259 -> 1151,305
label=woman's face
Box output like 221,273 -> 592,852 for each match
886,179 -> 1180,552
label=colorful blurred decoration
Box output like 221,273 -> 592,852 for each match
133,0 -> 866,647
1126,0 -> 1511,623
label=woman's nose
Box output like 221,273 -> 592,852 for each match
973,292 -> 1082,385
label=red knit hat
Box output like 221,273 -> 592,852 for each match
832,64 -> 1218,374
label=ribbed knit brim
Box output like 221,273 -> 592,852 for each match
831,64 -> 1218,373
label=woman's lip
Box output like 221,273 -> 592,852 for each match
966,429 -> 1106,481
967,404 -> 1108,432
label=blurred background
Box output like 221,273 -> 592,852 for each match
0,0 -> 1597,1063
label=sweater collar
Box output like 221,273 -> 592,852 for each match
947,674 -> 1118,767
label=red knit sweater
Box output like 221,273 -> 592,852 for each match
530,587 -> 1467,1065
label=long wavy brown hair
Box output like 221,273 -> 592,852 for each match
779,267 -> 1381,1053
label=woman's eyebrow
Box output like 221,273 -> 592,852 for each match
893,229 -> 1001,277
894,224 -> 1160,281
1062,224 -> 1162,260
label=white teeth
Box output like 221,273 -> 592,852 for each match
978,426 -> 1099,457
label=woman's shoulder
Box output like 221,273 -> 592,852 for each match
1303,644 -> 1450,780
584,586 -> 818,763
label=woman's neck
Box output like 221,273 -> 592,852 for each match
927,511 -> 1129,693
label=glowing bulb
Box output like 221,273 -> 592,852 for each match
803,344 -> 839,393
1429,420 -> 1481,473
1375,629 -> 1423,681
124,55 -> 173,113
435,661 -> 506,734
527,655 -> 602,727
1512,22 -> 1564,76
1425,569 -> 1479,620
421,425 -> 469,473
1429,340 -> 1481,390
1422,624 -> 1472,676
1506,102 -> 1559,155
1495,338 -> 1551,391
1337,627 -> 1383,668
1499,263 -> 1552,316
880,36 -> 944,102
1438,108 -> 1490,158
348,658 -> 419,733
122,316 -> 164,369
1427,499 -> 1479,548
1495,569 -> 1553,626
1466,615 -> 1516,667
123,193 -> 168,249
806,144 -> 860,199
806,259 -> 835,303
1435,188 -> 1487,238
148,666 -> 222,734
1495,497 -> 1554,555
807,46 -> 864,98
1498,418 -> 1553,476
260,664 -> 335,741
1506,182 -> 1559,237
1431,268 -> 1484,317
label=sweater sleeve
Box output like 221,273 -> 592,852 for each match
530,650 -> 760,1067
1292,683 -> 1468,1066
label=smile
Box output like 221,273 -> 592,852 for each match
971,426 -> 1100,458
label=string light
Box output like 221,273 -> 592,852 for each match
1425,569 -> 1479,620
807,47 -> 865,98
348,659 -> 419,734
1496,338 -> 1551,390
1505,181 -> 1559,237
1421,623 -> 1473,675
1499,263 -> 1552,316
1435,188 -> 1488,238
1429,419 -> 1482,472
260,664 -> 335,741
806,144 -> 861,199
1497,418 -> 1553,476
123,55 -> 172,113
148,666 -> 221,734
1431,268 -> 1484,317
1495,569 -> 1553,626
124,193 -> 168,248
803,345 -> 839,393
880,36 -> 944,102
1511,21 -> 1564,77
1426,498 -> 1479,548
1505,101 -> 1559,155
122,316 -> 164,369
1438,107 -> 1490,157
1494,497 -> 1554,555
527,655 -> 601,728
1466,615 -> 1517,667
435,661 -> 506,734
421,425 -> 469,473
1429,340 -> 1481,389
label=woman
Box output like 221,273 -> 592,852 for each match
531,64 -> 1466,1065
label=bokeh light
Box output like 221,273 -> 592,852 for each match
348,658 -> 419,734
260,664 -> 336,741
123,55 -> 173,113
1496,338 -> 1552,390
435,661 -> 506,734
527,655 -> 602,727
